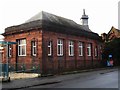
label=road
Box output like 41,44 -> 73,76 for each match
19,68 -> 118,89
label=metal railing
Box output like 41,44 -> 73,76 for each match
0,63 -> 41,80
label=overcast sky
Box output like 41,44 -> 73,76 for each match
0,0 -> 119,39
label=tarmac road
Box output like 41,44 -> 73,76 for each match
19,68 -> 118,89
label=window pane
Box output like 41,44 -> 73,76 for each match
22,39 -> 26,44
48,41 -> 52,56
22,46 -> 25,55
34,47 -> 36,55
79,42 -> 83,56
61,45 -> 63,55
87,43 -> 91,56
69,41 -> 74,56
87,48 -> 89,55
48,46 -> 50,54
58,39 -> 60,44
58,45 -> 60,55
18,46 -> 21,55
57,39 -> 63,56
70,47 -> 72,55
79,48 -> 82,55
72,46 -> 74,55
18,39 -> 26,56
32,41 -> 37,56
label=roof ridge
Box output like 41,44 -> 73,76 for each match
42,11 -> 76,22
25,11 -> 44,23
26,11 -> 78,24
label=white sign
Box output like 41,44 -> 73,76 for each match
109,55 -> 112,58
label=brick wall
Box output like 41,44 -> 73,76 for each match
3,29 -> 43,72
3,28 -> 102,74
42,30 -> 102,74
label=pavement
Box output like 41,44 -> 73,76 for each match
1,67 -> 117,89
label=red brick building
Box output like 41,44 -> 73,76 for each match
3,11 -> 102,75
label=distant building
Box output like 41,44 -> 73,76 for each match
101,26 -> 120,42
3,11 -> 102,75
108,26 -> 120,40
101,33 -> 107,42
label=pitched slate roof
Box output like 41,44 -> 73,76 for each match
3,11 -> 102,41
25,11 -> 91,32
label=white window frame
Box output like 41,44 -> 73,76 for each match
18,39 -> 26,56
32,41 -> 37,56
69,41 -> 74,56
87,43 -> 91,56
8,45 -> 12,57
57,39 -> 63,56
78,42 -> 83,56
48,41 -> 52,56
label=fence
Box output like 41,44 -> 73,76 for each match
0,63 -> 41,80
9,63 -> 40,73
0,59 -> 103,80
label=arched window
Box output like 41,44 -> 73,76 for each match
78,42 -> 83,56
87,43 -> 92,56
18,39 -> 26,56
48,41 -> 52,56
31,38 -> 38,56
69,40 -> 74,56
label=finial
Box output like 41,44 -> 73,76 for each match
83,9 -> 85,15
